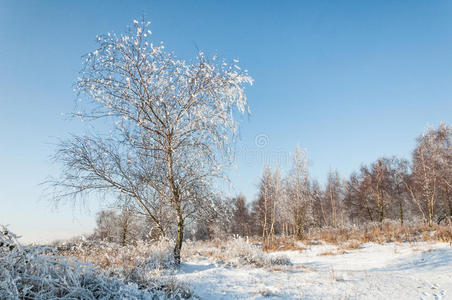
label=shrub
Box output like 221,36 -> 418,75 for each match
56,238 -> 177,272
182,237 -> 292,268
0,226 -> 191,299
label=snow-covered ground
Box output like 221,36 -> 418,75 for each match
178,242 -> 452,299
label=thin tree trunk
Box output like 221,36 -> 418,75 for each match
167,146 -> 185,265
262,197 -> 268,240
448,187 -> 452,218
329,184 -> 336,228
174,212 -> 184,265
121,225 -> 127,246
399,198 -> 404,226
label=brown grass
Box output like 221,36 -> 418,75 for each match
306,223 -> 452,245
318,249 -> 347,256
341,239 -> 361,250
256,223 -> 452,251
318,251 -> 336,256
261,236 -> 306,252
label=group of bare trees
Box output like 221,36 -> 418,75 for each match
250,147 -> 311,240
350,123 -> 451,227
243,152 -> 343,241
246,123 -> 451,240
345,157 -> 409,226
89,122 -> 450,246
93,205 -> 150,246
220,123 -> 451,240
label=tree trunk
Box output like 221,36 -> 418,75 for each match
166,147 -> 184,265
262,203 -> 268,240
443,186 -> 451,218
366,203 -> 374,222
448,194 -> 452,218
121,228 -> 127,246
379,207 -> 384,225
428,203 -> 434,227
173,213 -> 184,265
399,199 -> 404,226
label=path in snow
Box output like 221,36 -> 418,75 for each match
177,242 -> 452,299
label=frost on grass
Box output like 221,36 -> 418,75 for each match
59,236 -> 291,270
56,238 -> 177,272
183,237 -> 292,268
0,226 -> 192,299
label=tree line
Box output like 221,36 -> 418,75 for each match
91,123 -> 451,244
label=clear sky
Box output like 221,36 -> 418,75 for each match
1,1 -> 451,243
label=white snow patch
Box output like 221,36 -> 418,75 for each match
176,242 -> 452,299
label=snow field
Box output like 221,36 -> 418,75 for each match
177,241 -> 452,299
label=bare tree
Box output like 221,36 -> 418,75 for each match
93,204 -> 141,245
49,19 -> 252,264
406,123 -> 452,226
254,166 -> 274,240
284,147 -> 311,238
362,159 -> 391,224
270,165 -> 284,239
344,171 -> 374,224
321,170 -> 343,228
311,179 -> 326,227
382,157 -> 410,226
115,204 -> 140,246
94,209 -> 117,242
437,124 -> 452,223
230,194 -> 251,237
344,158 -> 410,226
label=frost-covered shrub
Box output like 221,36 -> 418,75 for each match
269,255 -> 292,266
0,226 -> 191,299
57,238 -> 176,272
182,237 -> 292,268
141,240 -> 177,270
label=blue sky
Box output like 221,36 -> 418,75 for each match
1,1 -> 451,243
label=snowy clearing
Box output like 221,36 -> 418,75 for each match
177,242 -> 452,299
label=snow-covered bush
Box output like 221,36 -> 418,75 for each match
56,238 -> 176,272
183,237 -> 292,268
0,226 -> 191,299
268,255 -> 292,266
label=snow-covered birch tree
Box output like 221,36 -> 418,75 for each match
284,147 -> 312,238
323,170 -> 343,228
407,123 -> 452,226
49,19 -> 252,264
254,166 -> 274,240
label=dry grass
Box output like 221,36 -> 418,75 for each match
318,249 -> 347,256
251,223 -> 452,252
318,251 -> 336,256
261,236 -> 306,252
431,225 -> 452,242
342,239 -> 361,250
305,223 -> 452,245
